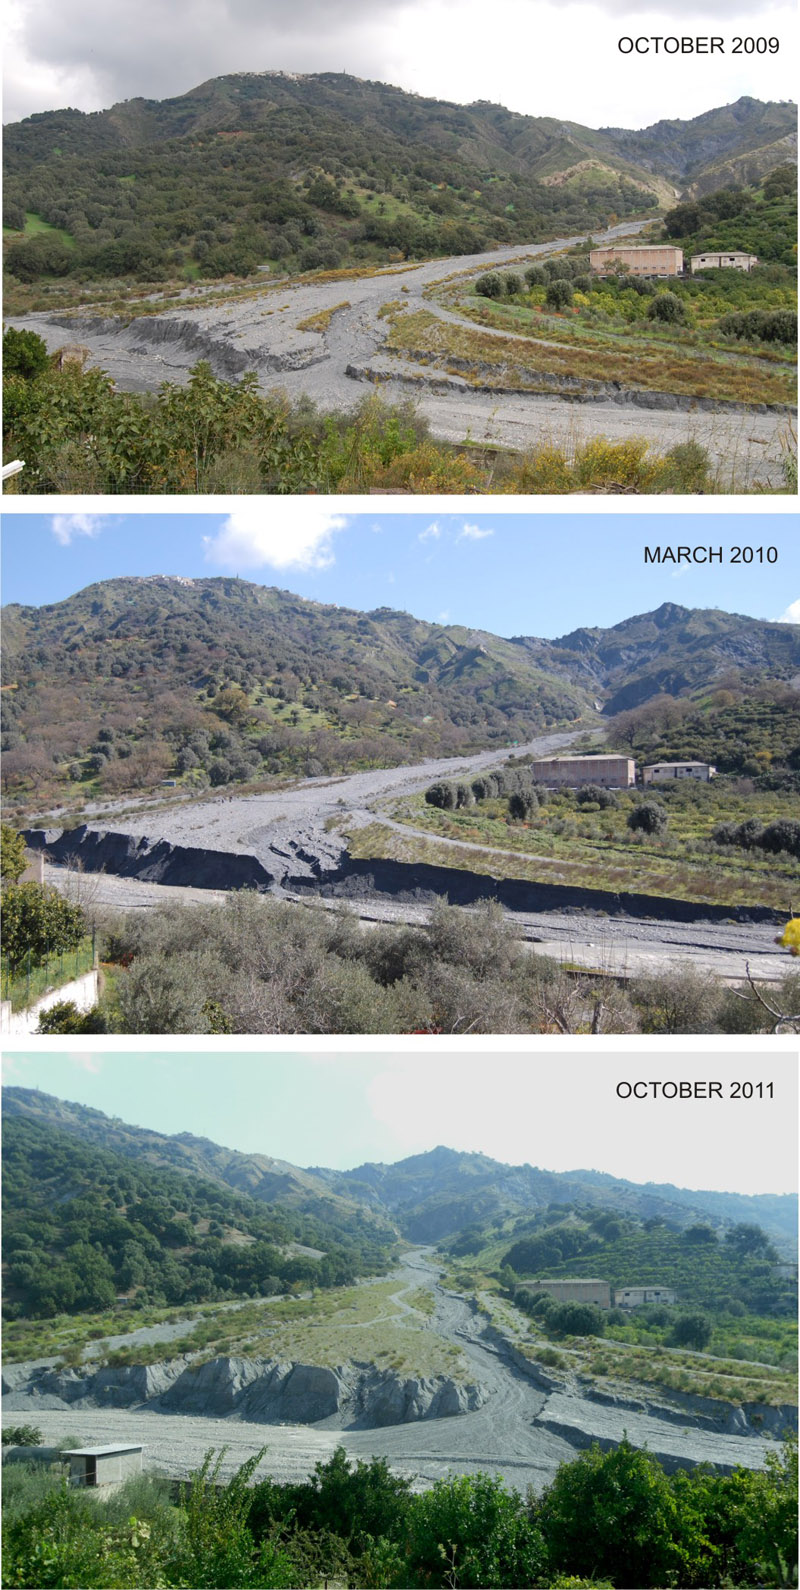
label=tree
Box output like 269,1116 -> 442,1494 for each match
724,1223 -> 772,1257
508,790 -> 538,820
425,780 -> 456,809
759,819 -> 800,858
2,1423 -> 43,1446
1,883 -> 86,970
648,292 -> 686,324
548,1301 -> 606,1337
670,1311 -> 713,1350
2,327 -> 49,380
404,1471 -> 548,1587
1,824 -> 28,884
539,1438 -> 683,1587
546,278 -> 573,310
628,802 -> 668,835
36,1000 -> 106,1034
576,785 -> 617,809
475,272 -> 503,299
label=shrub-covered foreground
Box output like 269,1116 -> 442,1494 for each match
2,1437 -> 796,1588
83,895 -> 800,1035
1,350 -> 766,495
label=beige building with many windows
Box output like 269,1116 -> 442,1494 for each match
522,1278 -> 612,1307
589,245 -> 683,276
527,756 -> 636,788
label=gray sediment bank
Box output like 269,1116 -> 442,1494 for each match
24,823 -> 786,928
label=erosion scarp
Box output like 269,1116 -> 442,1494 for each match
2,1354 -> 486,1429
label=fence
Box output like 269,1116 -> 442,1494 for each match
1,932 -> 96,1012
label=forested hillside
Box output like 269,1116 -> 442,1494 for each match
2,1112 -> 396,1319
3,77 -> 795,285
499,1206 -> 794,1316
2,580 -> 798,807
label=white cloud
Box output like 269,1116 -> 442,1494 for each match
457,523 -> 494,542
1,1057 -> 28,1083
777,599 -> 800,623
51,513 -> 108,546
418,522 -> 441,542
70,1054 -> 105,1074
203,510 -> 350,571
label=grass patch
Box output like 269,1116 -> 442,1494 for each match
370,785 -> 797,909
384,306 -> 795,407
296,300 -> 351,333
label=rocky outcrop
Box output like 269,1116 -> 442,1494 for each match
3,1354 -> 486,1430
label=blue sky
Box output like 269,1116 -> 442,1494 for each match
2,512 -> 798,635
2,1054 -> 796,1194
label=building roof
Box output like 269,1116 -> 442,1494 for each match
645,761 -> 710,768
534,1277 -> 609,1283
63,1445 -> 143,1457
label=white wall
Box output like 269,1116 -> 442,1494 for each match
0,969 -> 99,1035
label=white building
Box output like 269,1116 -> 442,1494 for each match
64,1444 -> 143,1489
690,252 -> 759,273
642,762 -> 716,784
615,1286 -> 678,1307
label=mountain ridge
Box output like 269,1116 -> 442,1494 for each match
3,580 -> 798,802
3,1089 -> 796,1250
4,75 -> 795,286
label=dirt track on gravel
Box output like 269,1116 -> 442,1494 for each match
9,219 -> 790,483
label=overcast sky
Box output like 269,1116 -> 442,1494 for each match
4,0 -> 797,128
2,1054 -> 797,1193
2,513 -> 799,635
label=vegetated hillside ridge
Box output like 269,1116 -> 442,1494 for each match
2,1085 -> 372,1212
2,579 -> 798,804
540,600 -> 800,715
597,97 -> 798,194
1,1095 -> 400,1321
3,74 -> 795,285
6,78 -> 793,195
317,1144 -> 798,1252
4,1091 -> 793,1265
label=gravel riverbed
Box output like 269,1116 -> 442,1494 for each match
9,220 -> 790,485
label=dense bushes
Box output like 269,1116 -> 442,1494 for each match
3,1111 -> 393,1320
714,817 -> 800,858
50,893 -> 800,1037
717,308 -> 796,345
627,801 -> 668,834
3,355 -> 728,498
2,1438 -> 796,1587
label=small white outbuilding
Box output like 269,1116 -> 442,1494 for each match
63,1444 -> 143,1488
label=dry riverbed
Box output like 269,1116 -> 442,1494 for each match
9,220 -> 791,485
3,1253 -> 788,1495
30,730 -> 788,985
